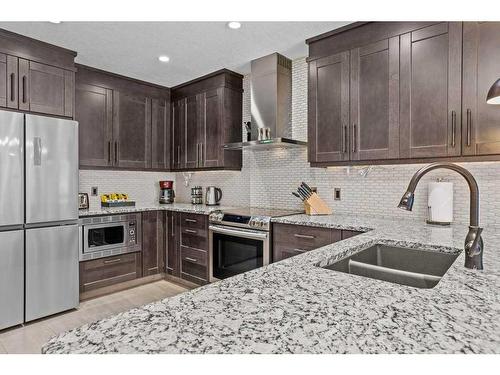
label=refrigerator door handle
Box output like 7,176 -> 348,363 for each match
34,137 -> 42,166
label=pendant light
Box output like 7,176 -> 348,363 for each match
486,78 -> 500,104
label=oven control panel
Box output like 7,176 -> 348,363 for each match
248,216 -> 271,230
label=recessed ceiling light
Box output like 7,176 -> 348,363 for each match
49,21 -> 62,24
227,22 -> 241,30
158,55 -> 170,63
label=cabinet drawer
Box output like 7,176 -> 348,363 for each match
181,229 -> 207,250
180,213 -> 207,233
273,244 -> 310,262
273,223 -> 340,250
180,246 -> 208,283
79,252 -> 141,292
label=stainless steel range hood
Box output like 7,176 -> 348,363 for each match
224,53 -> 307,151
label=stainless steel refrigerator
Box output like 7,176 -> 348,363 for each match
0,110 -> 79,330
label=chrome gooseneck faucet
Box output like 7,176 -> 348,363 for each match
398,163 -> 484,270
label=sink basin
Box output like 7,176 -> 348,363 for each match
323,244 -> 459,289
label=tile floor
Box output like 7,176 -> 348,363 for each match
0,280 -> 188,354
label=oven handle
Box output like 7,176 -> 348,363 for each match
209,225 -> 268,240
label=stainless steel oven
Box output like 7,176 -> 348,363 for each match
209,224 -> 270,282
80,213 -> 142,261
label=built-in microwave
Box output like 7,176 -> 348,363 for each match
80,213 -> 142,261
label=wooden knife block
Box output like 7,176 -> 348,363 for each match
304,192 -> 332,215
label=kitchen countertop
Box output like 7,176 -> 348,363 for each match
42,213 -> 500,353
79,202 -> 235,217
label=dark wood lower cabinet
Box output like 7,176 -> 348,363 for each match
273,223 -> 364,262
179,213 -> 209,285
167,211 -> 180,277
79,252 -> 142,293
142,211 -> 166,276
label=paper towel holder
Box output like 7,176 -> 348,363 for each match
426,178 -> 453,226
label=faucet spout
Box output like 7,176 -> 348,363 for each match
398,163 -> 484,270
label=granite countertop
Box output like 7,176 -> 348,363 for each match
79,202 -> 235,217
43,213 -> 500,354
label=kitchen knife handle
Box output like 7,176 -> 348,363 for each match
451,111 -> 456,147
34,137 -> 42,166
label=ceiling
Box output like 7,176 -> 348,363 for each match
0,22 -> 350,87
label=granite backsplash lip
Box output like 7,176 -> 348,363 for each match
42,213 -> 500,354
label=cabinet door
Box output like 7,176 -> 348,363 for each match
166,211 -> 180,277
113,91 -> 151,168
184,95 -> 200,169
350,37 -> 400,160
151,98 -> 170,170
75,83 -> 113,167
201,88 -> 222,167
400,22 -> 462,158
142,211 -> 166,276
308,51 -> 350,163
172,98 -> 186,170
462,22 -> 500,155
19,60 -> 74,117
0,53 -> 7,108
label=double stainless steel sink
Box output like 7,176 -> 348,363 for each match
323,244 -> 459,289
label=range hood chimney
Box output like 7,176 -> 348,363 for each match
224,53 -> 307,151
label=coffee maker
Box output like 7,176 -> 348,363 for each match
159,180 -> 175,204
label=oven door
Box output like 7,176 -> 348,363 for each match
209,224 -> 270,282
83,222 -> 127,254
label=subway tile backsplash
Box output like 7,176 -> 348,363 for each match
80,57 -> 500,226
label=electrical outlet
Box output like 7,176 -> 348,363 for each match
91,186 -> 98,196
334,188 -> 341,200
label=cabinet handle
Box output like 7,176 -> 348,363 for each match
114,142 -> 118,164
200,143 -> 203,167
10,73 -> 15,102
184,257 -> 198,263
171,214 -> 175,235
451,111 -> 456,147
343,125 -> 348,153
466,109 -> 472,147
294,233 -> 315,239
352,123 -> 357,153
22,76 -> 27,103
293,248 -> 308,253
177,145 -> 181,167
104,258 -> 122,264
185,218 -> 197,223
184,229 -> 197,234
196,143 -> 199,167
108,141 -> 111,163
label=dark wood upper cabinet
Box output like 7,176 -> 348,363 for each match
113,91 -> 151,169
75,65 -> 170,171
75,83 -> 113,167
171,69 -> 243,171
151,98 -> 170,170
399,22 -> 462,159
0,28 -> 76,118
350,37 -> 400,160
308,51 -> 350,163
462,22 -> 500,156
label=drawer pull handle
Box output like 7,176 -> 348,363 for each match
185,218 -> 197,223
451,111 -> 456,147
10,73 -> 15,101
294,234 -> 315,239
104,258 -> 122,264
184,257 -> 198,263
184,229 -> 197,234
293,248 -> 308,253
466,109 -> 472,147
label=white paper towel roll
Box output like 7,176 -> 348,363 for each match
427,181 -> 453,224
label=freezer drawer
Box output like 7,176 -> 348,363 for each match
0,111 -> 24,227
25,225 -> 79,322
0,230 -> 24,331
25,114 -> 78,224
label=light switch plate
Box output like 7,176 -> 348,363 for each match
334,188 -> 341,200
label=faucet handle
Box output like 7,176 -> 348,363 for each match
466,226 -> 483,256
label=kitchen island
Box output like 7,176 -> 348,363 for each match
42,214 -> 500,353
